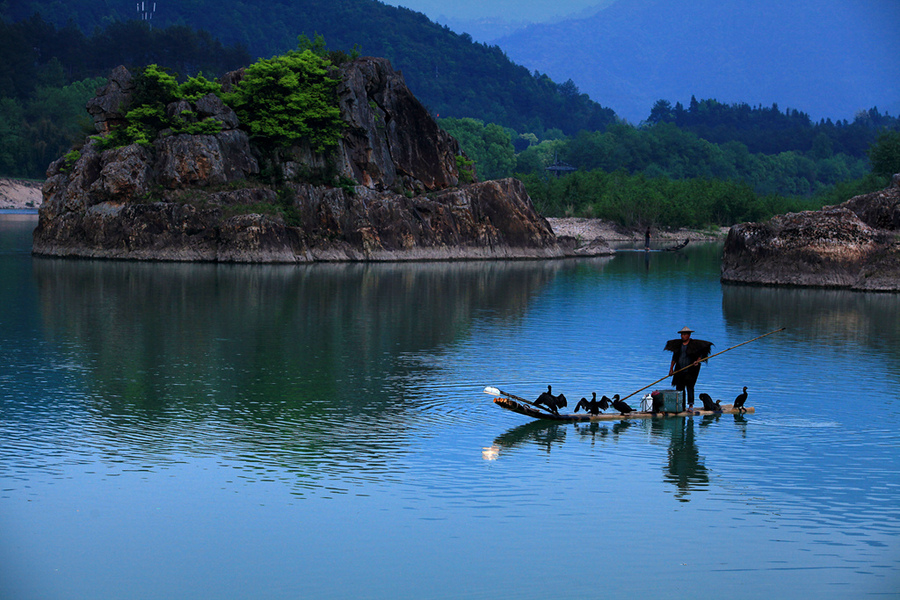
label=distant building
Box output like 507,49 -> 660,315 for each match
545,157 -> 575,178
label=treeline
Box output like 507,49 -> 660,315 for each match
0,16 -> 250,178
444,117 -> 872,198
517,170 -> 824,228
648,97 -> 898,159
1,15 -> 250,100
517,122 -> 870,197
443,117 -> 897,227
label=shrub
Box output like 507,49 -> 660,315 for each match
224,48 -> 344,152
94,66 -> 226,150
456,155 -> 475,184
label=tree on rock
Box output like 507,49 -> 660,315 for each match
225,44 -> 344,152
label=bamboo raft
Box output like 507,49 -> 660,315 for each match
492,395 -> 754,422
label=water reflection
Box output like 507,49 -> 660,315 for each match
722,284 -> 900,357
649,417 -> 709,502
32,258 -> 563,413
28,257 -> 577,491
490,415 -> 715,501
489,415 -> 647,458
492,420 -> 567,454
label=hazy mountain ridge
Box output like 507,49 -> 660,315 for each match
433,0 -> 615,43
494,0 -> 900,123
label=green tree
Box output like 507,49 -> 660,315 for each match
0,97 -> 26,175
867,130 -> 900,178
439,117 -> 515,180
224,47 -> 343,151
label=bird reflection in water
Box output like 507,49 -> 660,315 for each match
486,413 -> 640,459
732,412 -> 748,438
488,420 -> 567,459
572,421 -> 610,445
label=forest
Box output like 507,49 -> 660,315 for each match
2,0 -> 899,228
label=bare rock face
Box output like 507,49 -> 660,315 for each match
721,184 -> 900,291
336,58 -> 462,191
34,57 -> 576,262
85,66 -> 135,134
154,130 -> 258,189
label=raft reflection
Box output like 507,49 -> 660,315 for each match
489,415 -> 724,501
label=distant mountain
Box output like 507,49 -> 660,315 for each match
433,0 -> 616,44
494,0 -> 900,123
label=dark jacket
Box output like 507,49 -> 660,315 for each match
665,338 -> 714,385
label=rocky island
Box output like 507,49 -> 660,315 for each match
33,54 -> 608,262
721,177 -> 900,292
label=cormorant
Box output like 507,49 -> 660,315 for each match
698,392 -> 722,412
733,386 -> 748,413
534,385 -> 567,415
575,392 -> 603,415
611,394 -> 633,415
598,395 -> 611,412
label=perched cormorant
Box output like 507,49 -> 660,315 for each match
534,385 -> 567,415
733,386 -> 748,413
598,395 -> 611,412
575,392 -> 604,415
698,392 -> 722,412
611,394 -> 633,415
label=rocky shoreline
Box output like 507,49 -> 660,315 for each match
721,182 -> 900,292
3,174 -> 719,253
547,217 -> 727,245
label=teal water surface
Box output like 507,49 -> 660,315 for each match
1,214 -> 898,599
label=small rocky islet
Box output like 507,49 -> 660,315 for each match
33,57 -> 602,263
721,178 -> 900,292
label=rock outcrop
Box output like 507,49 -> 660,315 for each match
721,183 -> 900,291
34,57 -> 586,262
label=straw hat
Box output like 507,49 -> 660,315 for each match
678,326 -> 694,334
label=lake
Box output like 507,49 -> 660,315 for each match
1,213 -> 898,600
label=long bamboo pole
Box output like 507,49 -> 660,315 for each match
619,327 -> 786,402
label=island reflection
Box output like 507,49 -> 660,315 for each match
32,257 -> 583,488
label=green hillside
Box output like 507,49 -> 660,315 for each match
2,0 -> 616,137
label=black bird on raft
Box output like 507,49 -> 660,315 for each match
534,385 -> 567,415
698,393 -> 722,412
598,395 -> 611,412
575,392 -> 605,415
575,394 -> 595,415
611,394 -> 633,415
733,386 -> 748,413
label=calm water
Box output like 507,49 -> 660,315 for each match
1,214 -> 898,600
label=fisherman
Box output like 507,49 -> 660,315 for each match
665,327 -> 713,411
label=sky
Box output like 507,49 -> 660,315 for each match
382,0 -> 610,23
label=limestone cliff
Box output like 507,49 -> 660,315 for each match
34,58 -> 588,262
721,182 -> 900,292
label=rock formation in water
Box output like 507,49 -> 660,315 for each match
34,58 -> 600,262
721,179 -> 900,291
